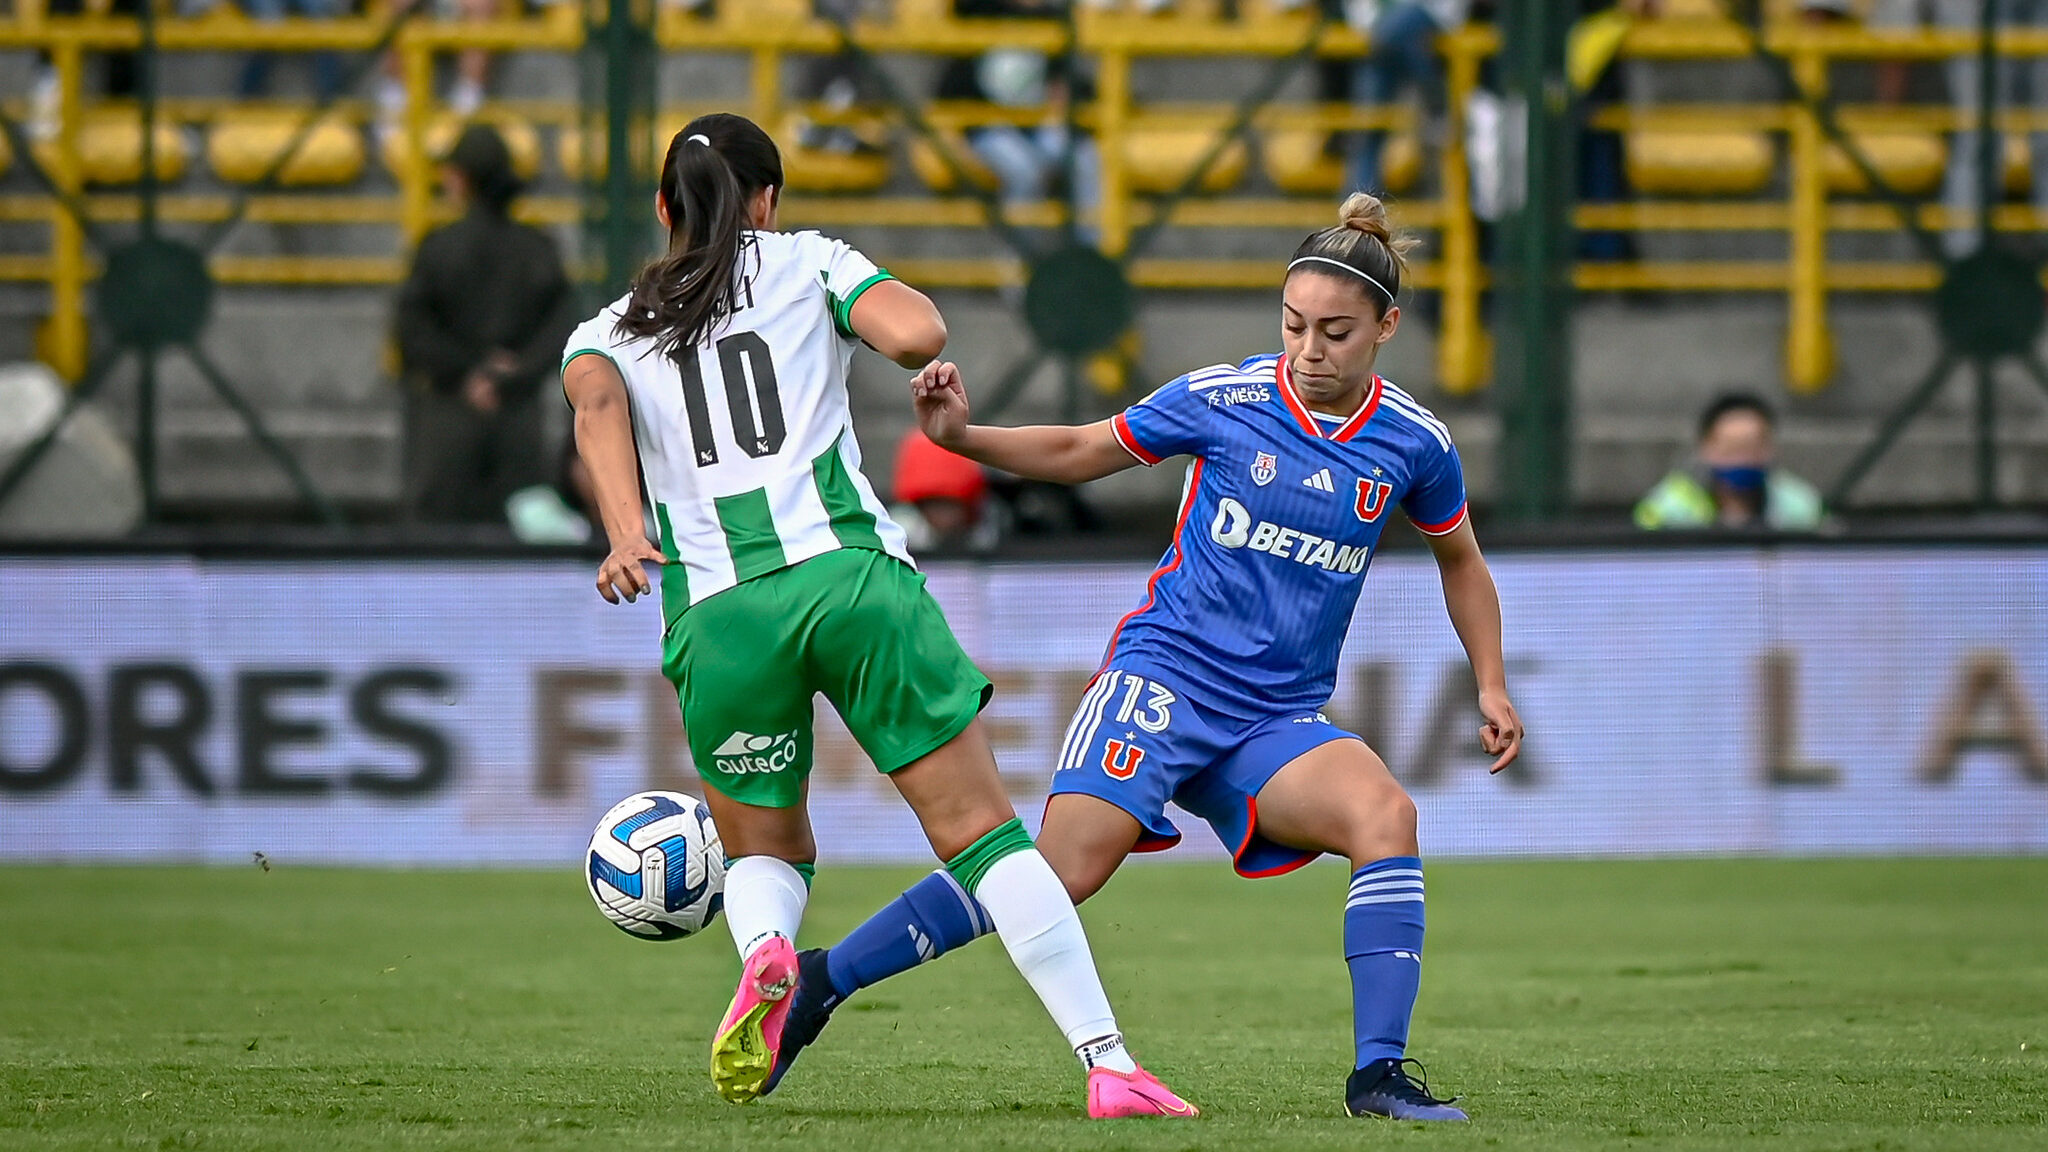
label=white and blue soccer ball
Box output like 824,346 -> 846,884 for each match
586,791 -> 725,940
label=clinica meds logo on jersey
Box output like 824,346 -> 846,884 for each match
1251,451 -> 1278,486
1209,497 -> 1370,573
711,729 -> 799,774
1204,384 -> 1272,407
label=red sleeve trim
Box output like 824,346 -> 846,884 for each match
1411,503 -> 1469,536
1111,413 -> 1164,466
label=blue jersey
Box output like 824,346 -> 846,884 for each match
1102,352 -> 1468,714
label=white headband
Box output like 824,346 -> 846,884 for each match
1287,255 -> 1394,304
686,133 -> 712,146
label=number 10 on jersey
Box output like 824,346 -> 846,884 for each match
674,331 -> 785,466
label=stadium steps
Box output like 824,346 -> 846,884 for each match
6,28 -> 2041,516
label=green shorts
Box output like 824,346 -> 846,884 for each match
662,547 -> 993,808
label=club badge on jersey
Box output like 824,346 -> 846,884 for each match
1356,475 -> 1393,522
1251,451 -> 1278,487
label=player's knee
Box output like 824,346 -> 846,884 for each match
1340,780 -> 1418,863
1037,835 -> 1114,905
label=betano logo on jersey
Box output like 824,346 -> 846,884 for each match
710,729 -> 800,774
1208,497 -> 1370,573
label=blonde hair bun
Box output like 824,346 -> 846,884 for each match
1337,191 -> 1419,260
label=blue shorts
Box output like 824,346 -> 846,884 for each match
1046,662 -> 1360,878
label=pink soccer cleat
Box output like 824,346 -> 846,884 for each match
1087,1064 -> 1200,1119
708,935 -> 798,1103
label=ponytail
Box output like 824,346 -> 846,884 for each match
616,114 -> 784,358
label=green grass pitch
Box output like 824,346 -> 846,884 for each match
3,858 -> 2044,1151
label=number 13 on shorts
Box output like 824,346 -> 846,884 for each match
1059,669 -> 1176,781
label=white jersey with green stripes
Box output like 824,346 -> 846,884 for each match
563,229 -> 912,617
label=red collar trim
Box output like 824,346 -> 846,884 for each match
1333,375 -> 1384,442
1276,357 -> 1381,442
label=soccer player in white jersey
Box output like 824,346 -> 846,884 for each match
771,194 -> 1525,1121
560,114 -> 1194,1118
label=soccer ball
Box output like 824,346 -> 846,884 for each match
585,791 -> 726,940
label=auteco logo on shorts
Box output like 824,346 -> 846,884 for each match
711,729 -> 799,774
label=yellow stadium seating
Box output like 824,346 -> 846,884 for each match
0,129 -> 10,179
1239,0 -> 1315,22
33,113 -> 187,186
1658,0 -> 1728,20
1121,0 -> 1227,20
379,114 -> 542,183
775,115 -> 892,194
1260,129 -> 1419,196
1626,130 -> 1775,196
892,0 -> 952,23
720,0 -> 810,24
2005,134 -> 2037,196
629,115 -> 890,193
909,131 -> 1000,194
1124,127 -> 1248,194
1823,132 -> 1944,197
207,110 -> 366,187
555,124 -> 604,182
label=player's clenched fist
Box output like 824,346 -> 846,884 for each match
911,360 -> 970,448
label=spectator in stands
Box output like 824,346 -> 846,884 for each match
394,125 -> 578,524
506,439 -> 597,544
1635,392 -> 1826,531
1344,2 -> 1472,197
794,0 -> 887,157
1575,0 -> 1657,263
940,0 -> 1103,240
1869,0 -> 2048,256
376,0 -> 500,145
197,0 -> 347,102
29,0 -> 141,140
892,428 -> 998,553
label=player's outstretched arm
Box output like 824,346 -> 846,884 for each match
565,352 -> 664,605
1423,519 -> 1525,774
849,279 -> 948,368
910,360 -> 1140,486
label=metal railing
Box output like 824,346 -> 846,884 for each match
3,7 -> 2046,394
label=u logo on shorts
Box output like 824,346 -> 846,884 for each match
1101,740 -> 1146,780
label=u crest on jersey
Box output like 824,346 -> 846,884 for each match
1251,451 -> 1278,487
1101,739 -> 1146,780
1355,478 -> 1393,522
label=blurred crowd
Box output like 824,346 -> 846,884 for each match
18,0 -> 2048,540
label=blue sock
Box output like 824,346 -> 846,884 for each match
1344,856 -> 1427,1069
823,869 -> 994,1000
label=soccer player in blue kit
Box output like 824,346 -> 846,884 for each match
768,193 -> 1525,1120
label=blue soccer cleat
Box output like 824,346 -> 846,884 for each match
1345,1058 -> 1468,1122
760,948 -> 840,1096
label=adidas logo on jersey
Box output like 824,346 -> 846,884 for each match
1303,468 -> 1336,492
711,729 -> 799,774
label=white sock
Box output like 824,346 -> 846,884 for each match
971,848 -> 1137,1074
722,856 -> 807,959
